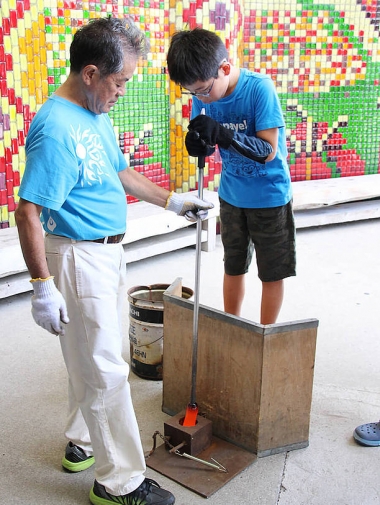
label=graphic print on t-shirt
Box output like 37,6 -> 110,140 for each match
70,124 -> 111,187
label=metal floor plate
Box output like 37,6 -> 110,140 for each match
146,436 -> 257,498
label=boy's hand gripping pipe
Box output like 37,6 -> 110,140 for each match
182,108 -> 206,427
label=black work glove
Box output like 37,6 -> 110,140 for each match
188,114 -> 234,149
185,130 -> 216,157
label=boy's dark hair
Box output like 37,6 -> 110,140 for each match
167,28 -> 229,86
70,17 -> 147,76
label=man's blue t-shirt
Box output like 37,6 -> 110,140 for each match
191,69 -> 292,208
18,95 -> 127,240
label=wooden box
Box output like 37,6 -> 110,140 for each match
162,281 -> 318,457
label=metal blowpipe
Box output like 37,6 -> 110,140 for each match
183,107 -> 206,427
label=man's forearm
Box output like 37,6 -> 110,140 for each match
119,167 -> 170,208
15,201 -> 49,279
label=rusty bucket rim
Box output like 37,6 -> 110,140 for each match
127,284 -> 193,306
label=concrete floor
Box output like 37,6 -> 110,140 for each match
1,219 -> 380,505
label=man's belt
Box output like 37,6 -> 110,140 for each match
90,233 -> 125,244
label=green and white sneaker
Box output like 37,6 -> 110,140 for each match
89,478 -> 175,505
62,442 -> 95,472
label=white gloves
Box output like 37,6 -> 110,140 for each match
165,191 -> 214,222
30,277 -> 69,336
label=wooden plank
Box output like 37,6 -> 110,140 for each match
1,180 -> 379,298
162,293 -> 318,456
123,189 -> 220,245
292,174 -> 380,210
124,228 -> 207,263
0,191 -> 219,298
0,272 -> 31,298
0,191 -> 219,276
0,227 -> 31,278
201,216 -> 217,252
0,226 -> 208,280
0,229 -> 206,297
294,199 -> 380,228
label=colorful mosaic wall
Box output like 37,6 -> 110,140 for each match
243,1 -> 380,181
0,0 -> 380,228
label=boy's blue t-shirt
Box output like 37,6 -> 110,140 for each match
18,95 -> 127,240
191,69 -> 292,208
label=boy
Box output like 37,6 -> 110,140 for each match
167,28 -> 296,324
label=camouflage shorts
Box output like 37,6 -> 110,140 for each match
219,198 -> 296,282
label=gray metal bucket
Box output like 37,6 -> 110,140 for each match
128,284 -> 193,380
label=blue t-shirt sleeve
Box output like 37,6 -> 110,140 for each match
190,98 -> 202,119
253,77 -> 285,132
19,134 -> 79,210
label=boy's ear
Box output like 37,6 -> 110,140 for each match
221,62 -> 231,76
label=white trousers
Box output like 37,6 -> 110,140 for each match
45,234 -> 146,495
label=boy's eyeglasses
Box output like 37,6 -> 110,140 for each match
181,78 -> 215,97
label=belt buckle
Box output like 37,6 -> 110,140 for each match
95,233 -> 124,244
115,233 -> 125,244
